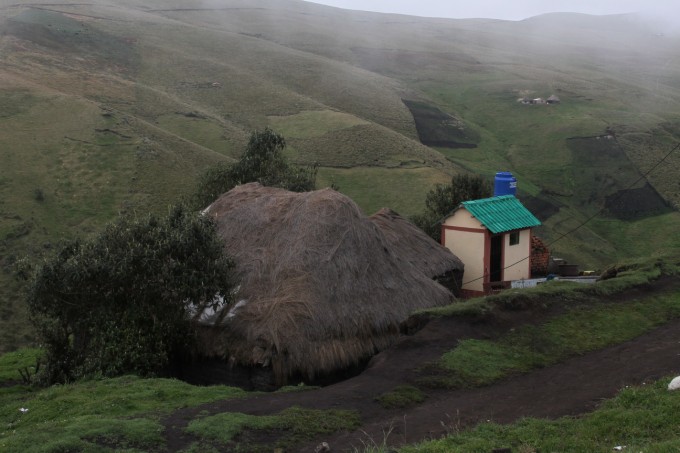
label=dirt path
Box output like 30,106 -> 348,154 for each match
308,318 -> 680,451
162,278 -> 680,452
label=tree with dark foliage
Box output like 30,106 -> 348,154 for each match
26,205 -> 234,384
193,128 -> 317,209
412,174 -> 492,243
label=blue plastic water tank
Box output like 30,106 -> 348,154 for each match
494,171 -> 517,196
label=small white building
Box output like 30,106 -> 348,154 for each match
441,195 -> 541,297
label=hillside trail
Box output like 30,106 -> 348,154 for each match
161,277 -> 680,452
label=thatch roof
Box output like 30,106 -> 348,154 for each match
194,183 -> 455,384
370,208 -> 463,280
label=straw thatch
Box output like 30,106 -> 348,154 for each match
193,183 -> 455,384
370,208 -> 464,295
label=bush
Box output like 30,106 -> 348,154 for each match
26,204 -> 235,384
412,173 -> 492,242
193,128 -> 317,209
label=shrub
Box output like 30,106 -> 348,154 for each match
26,204 -> 235,384
193,128 -> 317,209
412,173 -> 492,242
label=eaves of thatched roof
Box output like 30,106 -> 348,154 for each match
193,183 -> 455,384
370,207 -> 463,279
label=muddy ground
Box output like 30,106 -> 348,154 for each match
162,277 -> 680,452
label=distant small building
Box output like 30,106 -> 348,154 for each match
441,195 -> 541,297
517,94 -> 561,106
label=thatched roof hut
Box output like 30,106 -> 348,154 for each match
370,208 -> 464,295
193,183 -> 455,385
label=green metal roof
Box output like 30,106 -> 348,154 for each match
461,195 -> 541,234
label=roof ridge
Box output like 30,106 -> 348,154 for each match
461,195 -> 541,234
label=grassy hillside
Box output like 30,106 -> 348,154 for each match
1,1 -> 679,350
1,255 -> 678,452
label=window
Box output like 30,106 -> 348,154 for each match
509,231 -> 520,246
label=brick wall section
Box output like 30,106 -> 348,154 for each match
531,235 -> 550,277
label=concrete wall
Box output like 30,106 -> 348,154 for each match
502,229 -> 532,282
442,209 -> 487,293
443,209 -> 535,293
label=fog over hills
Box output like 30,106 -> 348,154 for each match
1,0 -> 679,350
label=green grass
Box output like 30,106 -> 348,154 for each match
416,254 -> 680,389
0,261 -> 677,453
439,292 -> 679,386
589,212 -> 680,261
401,378 -> 680,453
185,406 -> 361,452
268,110 -> 369,139
0,89 -> 38,119
375,385 -> 426,409
0,366 -> 354,453
0,375 -> 246,453
0,348 -> 43,383
0,92 -> 226,351
284,122 -> 452,169
156,113 -> 242,158
317,166 -> 451,216
413,59 -> 680,268
2,1 -> 680,353
1,8 -> 679,453
422,253 -> 679,319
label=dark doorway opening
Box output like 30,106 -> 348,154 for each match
490,234 -> 503,282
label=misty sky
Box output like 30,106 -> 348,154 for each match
305,0 -> 676,21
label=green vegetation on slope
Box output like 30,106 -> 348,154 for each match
185,406 -> 360,452
25,204 -> 235,384
413,71 -> 680,266
268,110 -> 369,139
0,348 -> 42,383
0,368 -> 357,453
0,375 -> 246,453
317,166 -> 451,216
402,378 -> 680,453
417,254 -> 680,389
375,385 -> 426,409
2,1 -> 680,353
429,292 -> 680,389
0,256 -> 678,453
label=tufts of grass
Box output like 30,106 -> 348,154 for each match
185,406 -> 361,451
180,442 -> 221,453
425,292 -> 680,390
401,377 -> 680,453
186,412 -> 260,444
0,375 -> 246,452
415,254 -> 680,390
0,348 -> 43,384
375,385 -> 426,409
352,425 -> 396,453
156,113 -> 242,158
268,110 -> 369,139
423,253 -> 680,320
416,298 -> 492,319
317,166 -> 452,216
